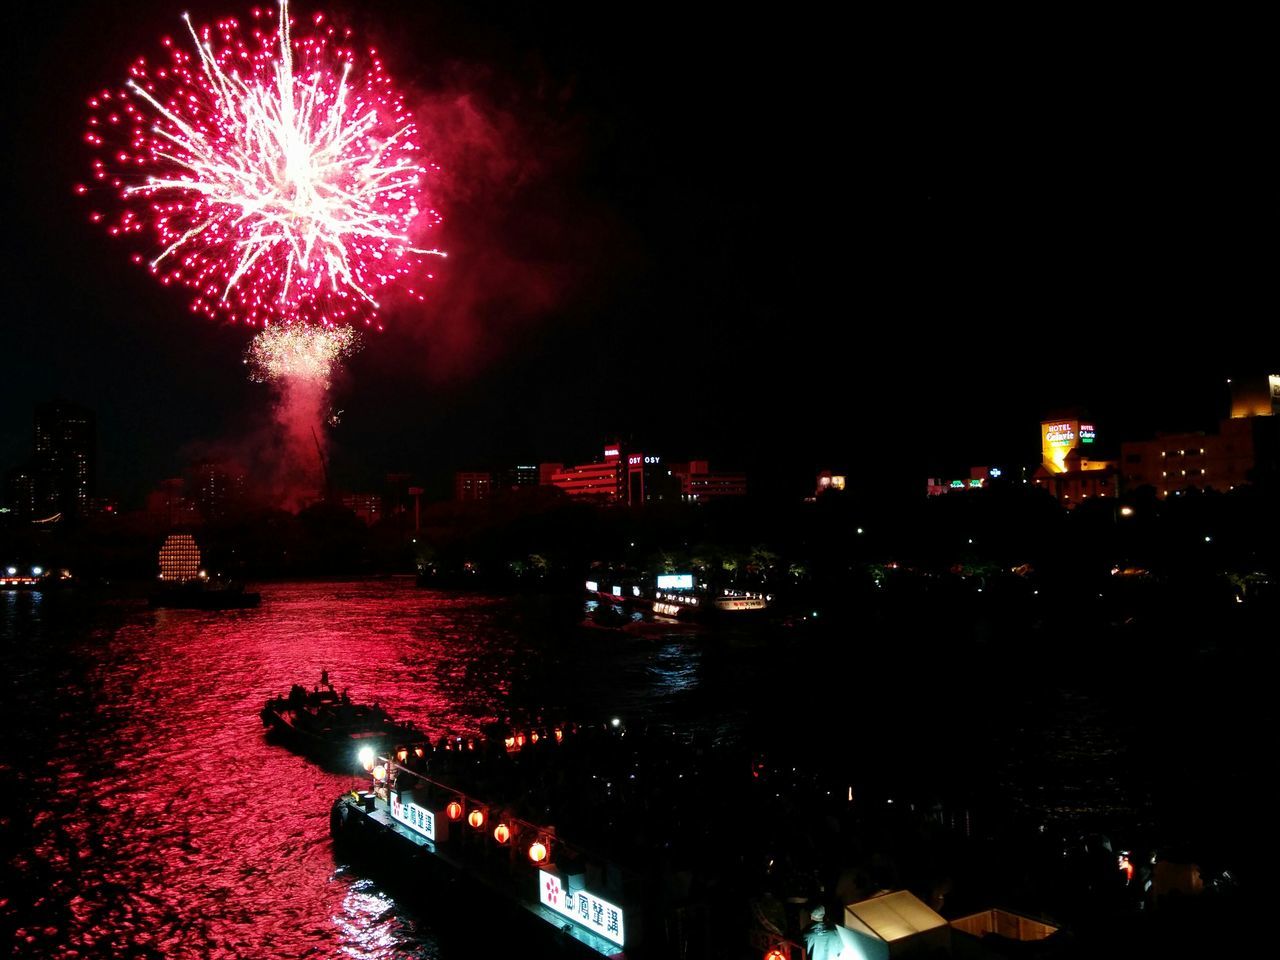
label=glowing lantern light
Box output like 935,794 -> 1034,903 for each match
358,746 -> 375,770
764,949 -> 788,960
446,800 -> 464,821
527,840 -> 548,864
515,733 -> 526,748
554,728 -> 564,743
468,809 -> 486,829
504,736 -> 516,750
530,732 -> 539,744
414,746 -> 425,758
372,764 -> 386,782
395,748 -> 408,763
493,823 -> 511,845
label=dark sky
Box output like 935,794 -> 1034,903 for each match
1,1 -> 1271,503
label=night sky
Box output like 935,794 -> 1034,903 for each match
1,1 -> 1270,503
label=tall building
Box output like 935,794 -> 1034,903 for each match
624,453 -> 681,505
3,466 -> 37,519
32,401 -> 96,519
454,472 -> 492,502
190,460 -> 246,521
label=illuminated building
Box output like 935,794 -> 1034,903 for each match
30,401 -> 96,519
547,455 -> 623,501
158,533 -> 201,581
454,472 -> 492,502
1032,416 -> 1117,503
1228,372 -> 1280,418
190,460 -> 245,521
670,461 -> 747,501
504,465 -> 540,489
342,493 -> 383,524
625,453 -> 681,505
815,470 -> 847,497
927,466 -> 998,496
2,467 -> 37,519
146,478 -> 199,527
1121,378 -> 1280,496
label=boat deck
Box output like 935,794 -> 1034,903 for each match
339,795 -> 625,958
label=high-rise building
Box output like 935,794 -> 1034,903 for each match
190,460 -> 246,521
454,472 -> 492,502
32,401 -> 95,519
3,466 -> 37,519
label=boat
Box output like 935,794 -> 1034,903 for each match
261,671 -> 421,769
149,578 -> 260,609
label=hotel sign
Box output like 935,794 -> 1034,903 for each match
1043,422 -> 1076,446
1080,423 -> 1096,443
391,793 -> 441,842
539,870 -> 625,947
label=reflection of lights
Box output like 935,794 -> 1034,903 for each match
337,881 -> 398,955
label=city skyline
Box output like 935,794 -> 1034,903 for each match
2,1 -> 1272,501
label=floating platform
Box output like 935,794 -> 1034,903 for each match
331,790 -> 626,957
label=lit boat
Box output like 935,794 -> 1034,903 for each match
261,672 -> 421,769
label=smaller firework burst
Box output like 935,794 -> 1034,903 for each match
246,324 -> 358,384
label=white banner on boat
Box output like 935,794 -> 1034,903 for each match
538,870 -> 625,947
390,793 -> 439,842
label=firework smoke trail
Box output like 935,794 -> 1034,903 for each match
84,1 -> 445,506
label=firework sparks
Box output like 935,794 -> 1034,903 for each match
83,0 -> 443,329
247,323 -> 357,384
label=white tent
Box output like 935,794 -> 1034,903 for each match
842,890 -> 950,957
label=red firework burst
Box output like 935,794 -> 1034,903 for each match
80,1 -> 443,329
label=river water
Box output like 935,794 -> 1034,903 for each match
1,580 -> 1264,957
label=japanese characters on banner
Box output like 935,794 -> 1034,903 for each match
391,792 -> 439,842
539,869 -> 625,947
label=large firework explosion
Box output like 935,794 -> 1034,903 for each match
82,0 -> 443,335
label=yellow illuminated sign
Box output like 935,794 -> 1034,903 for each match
1041,420 -> 1080,474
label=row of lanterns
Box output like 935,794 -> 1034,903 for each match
441,796 -> 550,863
365,751 -> 553,864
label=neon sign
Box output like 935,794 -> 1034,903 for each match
539,870 -> 625,947
657,574 -> 694,590
1080,424 -> 1096,443
1044,423 -> 1076,446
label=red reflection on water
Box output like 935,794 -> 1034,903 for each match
5,581 -> 537,958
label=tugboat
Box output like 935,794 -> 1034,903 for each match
261,671 -> 422,770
